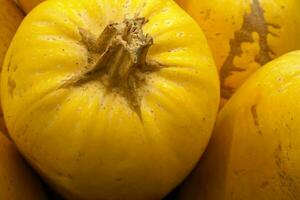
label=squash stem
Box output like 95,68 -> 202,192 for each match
88,17 -> 153,89
69,18 -> 156,117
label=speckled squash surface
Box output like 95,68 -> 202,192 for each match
178,51 -> 300,200
1,0 -> 219,199
176,0 -> 300,105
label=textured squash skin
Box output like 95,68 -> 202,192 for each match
176,0 -> 300,104
0,133 -> 47,199
17,0 -> 44,13
177,51 -> 300,200
1,0 -> 219,199
0,0 -> 23,134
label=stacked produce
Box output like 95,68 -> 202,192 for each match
177,51 -> 300,200
0,0 -> 299,199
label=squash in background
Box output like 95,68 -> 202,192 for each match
0,133 -> 47,199
176,0 -> 300,104
1,0 -> 219,199
0,0 -> 23,134
177,51 -> 300,200
17,0 -> 44,13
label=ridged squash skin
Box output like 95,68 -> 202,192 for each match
177,51 -> 300,200
17,0 -> 44,13
0,133 -> 47,199
1,0 -> 219,199
176,0 -> 300,104
0,0 -> 23,133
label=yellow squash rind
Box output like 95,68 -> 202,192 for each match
178,50 -> 300,200
2,0 -> 219,199
176,0 -> 300,104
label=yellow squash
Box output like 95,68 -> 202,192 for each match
1,0 -> 219,199
177,51 -> 300,200
176,0 -> 300,104
0,0 -> 23,134
17,0 -> 44,13
0,133 -> 47,199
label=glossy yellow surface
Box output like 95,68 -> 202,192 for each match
178,51 -> 300,200
176,0 -> 300,104
0,133 -> 46,199
18,0 -> 44,13
0,0 -> 23,134
1,0 -> 219,199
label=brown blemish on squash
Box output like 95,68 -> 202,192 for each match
12,64 -> 18,72
61,18 -> 160,119
54,169 -> 74,180
116,178 -> 123,182
274,144 -> 298,199
203,9 -> 211,20
260,181 -> 269,189
251,104 -> 262,135
6,55 -> 13,72
220,0 -> 280,99
8,77 -> 16,97
0,113 -> 9,137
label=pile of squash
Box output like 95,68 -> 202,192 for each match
0,0 -> 299,199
